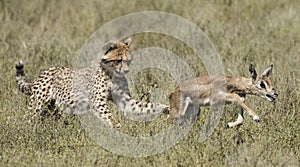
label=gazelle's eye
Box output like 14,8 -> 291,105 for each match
260,82 -> 266,89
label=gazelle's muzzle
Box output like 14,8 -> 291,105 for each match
265,90 -> 278,102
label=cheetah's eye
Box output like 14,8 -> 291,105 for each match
260,82 -> 266,89
111,59 -> 122,65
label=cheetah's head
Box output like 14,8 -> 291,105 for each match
101,37 -> 132,74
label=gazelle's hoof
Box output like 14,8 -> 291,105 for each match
226,122 -> 234,128
253,115 -> 260,123
226,124 -> 230,129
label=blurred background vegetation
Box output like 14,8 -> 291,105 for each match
0,0 -> 299,166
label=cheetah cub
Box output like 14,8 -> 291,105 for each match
16,37 -> 167,127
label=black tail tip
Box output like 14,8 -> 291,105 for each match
16,60 -> 24,70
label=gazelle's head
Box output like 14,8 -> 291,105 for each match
249,63 -> 278,102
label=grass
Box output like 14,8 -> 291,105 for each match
0,0 -> 299,166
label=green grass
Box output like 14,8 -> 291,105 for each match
0,0 -> 299,166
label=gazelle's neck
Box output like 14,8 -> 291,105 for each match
226,76 -> 255,95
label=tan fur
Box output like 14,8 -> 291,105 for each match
168,63 -> 278,127
15,37 -> 167,127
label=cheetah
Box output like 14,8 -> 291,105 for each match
16,37 -> 167,127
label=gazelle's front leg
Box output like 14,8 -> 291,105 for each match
226,93 -> 260,123
227,106 -> 244,128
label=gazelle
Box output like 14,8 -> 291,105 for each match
167,63 -> 278,127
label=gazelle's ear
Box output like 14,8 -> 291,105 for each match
262,64 -> 273,78
124,37 -> 132,47
249,62 -> 257,82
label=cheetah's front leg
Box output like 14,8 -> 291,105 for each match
90,92 -> 119,128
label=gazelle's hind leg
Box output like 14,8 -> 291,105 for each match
180,97 -> 193,116
227,106 -> 244,128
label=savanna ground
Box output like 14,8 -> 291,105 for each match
0,0 -> 299,166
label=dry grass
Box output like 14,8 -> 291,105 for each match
0,0 -> 299,166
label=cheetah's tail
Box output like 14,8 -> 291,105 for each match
16,60 -> 32,96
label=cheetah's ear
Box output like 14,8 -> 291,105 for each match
123,37 -> 132,47
102,42 -> 115,55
